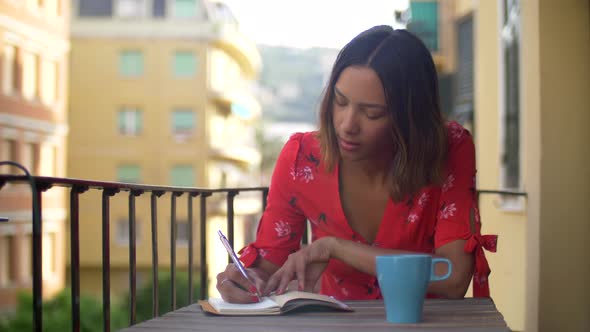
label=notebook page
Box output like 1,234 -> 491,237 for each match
208,297 -> 279,313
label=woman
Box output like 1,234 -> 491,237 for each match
216,26 -> 497,303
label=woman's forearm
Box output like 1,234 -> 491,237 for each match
326,236 -> 472,299
327,237 -> 414,275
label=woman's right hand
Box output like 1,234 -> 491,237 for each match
216,263 -> 270,303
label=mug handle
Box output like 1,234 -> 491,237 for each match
430,258 -> 452,281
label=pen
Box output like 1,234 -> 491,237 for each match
217,230 -> 263,300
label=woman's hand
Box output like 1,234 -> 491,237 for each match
264,237 -> 335,295
216,264 -> 270,303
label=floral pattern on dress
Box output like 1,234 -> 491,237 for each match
439,202 -> 457,219
407,213 -> 419,224
239,124 -> 495,300
442,174 -> 455,192
241,246 -> 253,257
341,287 -> 350,297
274,220 -> 291,238
449,122 -> 466,140
418,192 -> 430,207
290,165 -> 314,183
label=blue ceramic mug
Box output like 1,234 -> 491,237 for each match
376,254 -> 452,324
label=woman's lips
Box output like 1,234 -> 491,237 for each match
338,138 -> 361,151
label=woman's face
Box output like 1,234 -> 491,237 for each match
332,66 -> 394,163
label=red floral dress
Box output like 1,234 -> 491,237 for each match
239,122 -> 497,300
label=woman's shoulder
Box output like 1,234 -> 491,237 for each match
283,131 -> 321,157
272,132 -> 324,186
445,121 -> 474,150
443,121 -> 475,168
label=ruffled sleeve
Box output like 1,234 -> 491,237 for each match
238,133 -> 307,268
434,123 -> 498,298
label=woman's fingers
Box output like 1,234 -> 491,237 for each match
216,273 -> 259,303
295,252 -> 308,291
264,268 -> 282,295
216,264 -> 261,303
224,264 -> 259,294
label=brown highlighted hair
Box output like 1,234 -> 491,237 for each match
318,26 -> 448,202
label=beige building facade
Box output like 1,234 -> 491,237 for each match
67,0 -> 262,298
0,0 -> 70,310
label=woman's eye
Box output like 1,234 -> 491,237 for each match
365,111 -> 385,120
334,99 -> 347,107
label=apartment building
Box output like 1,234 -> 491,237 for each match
67,0 -> 262,297
0,0 -> 70,310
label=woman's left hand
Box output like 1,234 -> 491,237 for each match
263,237 -> 335,295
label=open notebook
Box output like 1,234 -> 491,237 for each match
199,291 -> 353,316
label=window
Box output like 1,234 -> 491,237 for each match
116,218 -> 141,245
2,45 -> 16,96
41,59 -> 57,105
22,142 -> 38,174
119,50 -> 144,77
176,221 -> 189,245
170,165 -> 194,187
408,1 -> 439,51
0,236 -> 9,286
21,235 -> 32,281
22,51 -> 39,100
153,0 -> 166,17
42,232 -> 57,279
172,0 -> 201,19
452,16 -> 474,132
39,144 -> 56,176
115,0 -> 147,18
118,107 -> 143,135
117,164 -> 140,183
26,0 -> 41,10
0,139 -> 17,175
79,0 -> 113,17
171,109 -> 195,135
172,51 -> 197,78
1,139 -> 17,161
500,0 -> 521,190
45,0 -> 60,16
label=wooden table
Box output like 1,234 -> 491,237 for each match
121,298 -> 509,332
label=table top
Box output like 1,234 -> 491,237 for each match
121,298 -> 510,332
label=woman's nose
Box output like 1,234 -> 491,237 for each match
340,107 -> 360,135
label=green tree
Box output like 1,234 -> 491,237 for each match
123,271 -> 201,324
0,289 -> 126,332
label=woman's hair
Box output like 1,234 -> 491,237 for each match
318,25 -> 448,202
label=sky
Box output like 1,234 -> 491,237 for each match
221,0 -> 409,49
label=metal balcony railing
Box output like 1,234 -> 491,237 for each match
0,166 -> 526,332
0,169 -> 267,332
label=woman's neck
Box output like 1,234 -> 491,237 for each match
340,157 -> 392,186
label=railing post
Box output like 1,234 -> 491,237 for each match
188,192 -> 199,304
226,191 -> 239,263
70,185 -> 88,332
199,192 -> 211,300
102,188 -> 119,332
170,192 -> 183,311
150,191 -> 164,318
33,182 -> 51,332
128,189 -> 143,326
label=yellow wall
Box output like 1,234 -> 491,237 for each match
68,39 -> 210,273
534,0 -> 590,330
521,2 -> 542,330
469,0 -> 590,330
471,1 -> 527,330
68,30 -> 262,297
